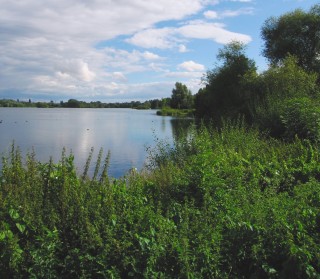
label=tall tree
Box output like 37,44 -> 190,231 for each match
195,41 -> 257,121
170,82 -> 194,109
261,4 -> 320,73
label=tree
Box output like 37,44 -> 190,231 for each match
66,99 -> 81,108
261,4 -> 320,73
195,41 -> 257,121
253,56 -> 319,139
170,82 -> 194,109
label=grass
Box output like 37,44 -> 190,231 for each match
0,123 -> 320,278
156,107 -> 195,117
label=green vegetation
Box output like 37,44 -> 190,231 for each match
1,124 -> 320,277
1,4 -> 320,277
156,107 -> 194,117
198,53 -> 319,140
261,4 -> 320,73
156,82 -> 195,117
195,41 -> 257,123
195,4 -> 320,141
0,98 -> 164,110
170,82 -> 194,110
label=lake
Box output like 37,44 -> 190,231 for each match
0,108 -> 193,178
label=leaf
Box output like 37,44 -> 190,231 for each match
16,223 -> 26,233
0,231 -> 6,241
112,219 -> 116,227
9,208 -> 20,220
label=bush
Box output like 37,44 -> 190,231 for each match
281,97 -> 320,142
1,126 -> 320,277
252,57 -> 320,140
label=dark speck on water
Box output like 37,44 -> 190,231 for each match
0,108 -> 194,178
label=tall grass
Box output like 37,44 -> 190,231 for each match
0,123 -> 319,278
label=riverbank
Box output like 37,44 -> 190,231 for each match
1,123 -> 319,277
156,107 -> 195,117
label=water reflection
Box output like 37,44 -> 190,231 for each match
170,117 -> 195,142
0,108 -> 192,178
161,117 -> 167,132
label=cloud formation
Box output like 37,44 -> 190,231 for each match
0,0 -> 253,101
126,20 -> 252,49
204,7 -> 254,19
178,61 -> 205,72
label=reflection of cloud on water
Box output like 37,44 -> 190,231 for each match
67,109 -> 174,176
0,108 -> 177,177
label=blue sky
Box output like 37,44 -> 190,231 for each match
0,0 -> 318,102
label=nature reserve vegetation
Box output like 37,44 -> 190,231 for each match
1,4 -> 320,278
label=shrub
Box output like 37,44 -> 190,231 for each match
281,97 -> 320,142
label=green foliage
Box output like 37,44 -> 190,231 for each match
262,4 -> 320,73
1,124 -> 320,277
253,56 -> 320,140
146,123 -> 320,277
195,6 -> 320,144
2,6 -> 320,277
156,107 -> 195,117
281,98 -> 320,142
0,98 -> 165,109
66,98 -> 81,108
170,82 -> 194,109
195,41 -> 257,123
259,56 -> 318,99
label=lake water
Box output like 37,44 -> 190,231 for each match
0,108 -> 193,178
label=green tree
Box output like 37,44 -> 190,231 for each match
66,99 -> 81,108
253,56 -> 319,139
150,99 -> 160,109
170,82 -> 194,109
195,41 -> 257,122
261,4 -> 320,73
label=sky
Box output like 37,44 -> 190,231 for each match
0,0 -> 318,102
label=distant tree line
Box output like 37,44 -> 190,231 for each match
0,98 -> 168,110
1,5 -> 320,278
2,3 -> 319,142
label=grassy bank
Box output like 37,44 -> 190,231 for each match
156,107 -> 195,117
0,123 -> 320,278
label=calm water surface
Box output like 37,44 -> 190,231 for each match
0,108 -> 193,177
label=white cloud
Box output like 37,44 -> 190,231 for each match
178,61 -> 205,72
219,8 -> 254,18
0,0 -> 206,40
204,0 -> 220,4
112,72 -> 127,82
204,7 -> 254,20
149,63 -> 167,72
126,28 -> 176,49
93,81 -> 176,101
58,60 -> 96,82
0,0 -> 207,99
142,51 -> 162,60
0,0 -> 254,101
230,0 -> 252,2
127,21 -> 251,50
100,48 -> 165,73
178,44 -> 189,53
204,10 -> 219,19
178,22 -> 252,44
165,71 -> 203,79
